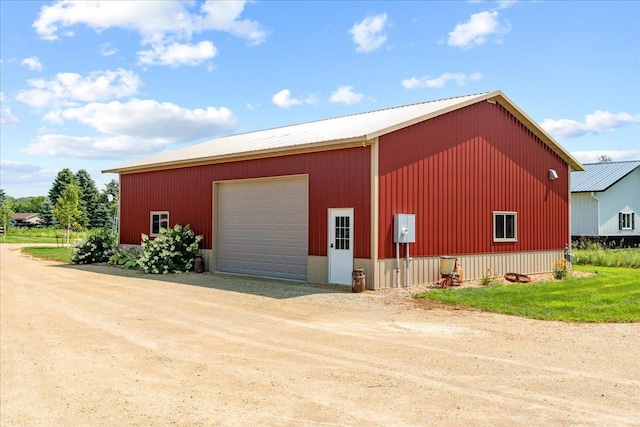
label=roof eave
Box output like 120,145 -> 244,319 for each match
102,136 -> 369,174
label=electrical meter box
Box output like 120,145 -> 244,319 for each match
394,214 -> 415,243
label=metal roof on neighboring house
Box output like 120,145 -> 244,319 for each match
571,160 -> 640,192
104,90 -> 584,174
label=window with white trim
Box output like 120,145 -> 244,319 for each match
493,211 -> 517,242
619,212 -> 635,230
150,211 -> 169,236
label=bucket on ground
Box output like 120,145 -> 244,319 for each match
352,268 -> 365,293
194,255 -> 204,273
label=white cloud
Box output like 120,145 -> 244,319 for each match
100,43 -> 117,57
34,1 -> 186,40
447,11 -> 510,49
0,160 -> 42,174
303,94 -> 321,106
0,160 -> 56,193
138,40 -> 217,67
15,69 -> 141,109
497,1 -> 518,9
43,98 -> 237,143
402,72 -> 482,89
272,89 -> 302,108
0,93 -> 19,125
541,110 -> 640,140
33,1 -> 266,68
195,1 -> 267,45
571,150 -> 640,164
349,13 -> 388,53
22,134 -> 170,159
329,86 -> 364,105
21,56 -> 43,71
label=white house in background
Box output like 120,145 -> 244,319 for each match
571,160 -> 640,245
11,212 -> 42,227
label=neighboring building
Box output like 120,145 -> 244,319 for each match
571,160 -> 640,246
11,212 -> 42,227
104,90 -> 583,289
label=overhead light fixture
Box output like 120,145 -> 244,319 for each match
549,169 -> 559,180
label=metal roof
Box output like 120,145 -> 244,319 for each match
104,90 -> 583,173
571,160 -> 640,192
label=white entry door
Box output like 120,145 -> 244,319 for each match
328,208 -> 354,285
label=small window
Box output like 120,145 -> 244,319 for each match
150,211 -> 169,236
494,212 -> 517,242
619,212 -> 635,230
334,216 -> 350,250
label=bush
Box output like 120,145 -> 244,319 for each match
71,228 -> 116,264
552,258 -> 569,280
479,268 -> 497,286
108,247 -> 141,269
138,224 -> 202,274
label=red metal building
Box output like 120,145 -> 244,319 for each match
106,91 -> 584,289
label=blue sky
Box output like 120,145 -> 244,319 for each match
1,0 -> 639,197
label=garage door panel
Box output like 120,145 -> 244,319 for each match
218,177 -> 308,281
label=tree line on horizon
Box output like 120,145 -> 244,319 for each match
0,169 -> 118,232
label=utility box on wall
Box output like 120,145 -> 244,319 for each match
394,214 -> 416,243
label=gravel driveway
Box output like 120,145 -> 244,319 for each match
1,244 -> 639,426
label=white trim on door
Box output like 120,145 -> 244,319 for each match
328,208 -> 354,285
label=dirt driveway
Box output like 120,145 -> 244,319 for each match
1,244 -> 639,426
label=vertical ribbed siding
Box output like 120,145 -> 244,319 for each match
378,101 -> 569,259
120,146 -> 371,258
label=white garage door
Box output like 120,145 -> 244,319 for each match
218,177 -> 308,280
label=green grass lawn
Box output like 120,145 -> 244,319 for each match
1,235 -> 72,244
1,227 -> 86,245
416,265 -> 640,323
21,246 -> 74,263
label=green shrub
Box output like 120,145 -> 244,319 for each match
71,228 -> 116,264
552,258 -> 569,279
479,268 -> 497,286
138,224 -> 202,274
108,247 -> 141,269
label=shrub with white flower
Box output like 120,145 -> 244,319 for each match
71,228 -> 117,265
137,224 -> 202,274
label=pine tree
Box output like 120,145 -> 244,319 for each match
76,169 -> 99,228
91,202 -> 112,229
0,188 -> 6,205
101,179 -> 119,228
39,198 -> 59,227
49,169 -> 78,206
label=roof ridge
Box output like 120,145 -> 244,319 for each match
218,91 -> 492,139
582,160 -> 640,165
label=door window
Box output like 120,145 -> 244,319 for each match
334,216 -> 350,250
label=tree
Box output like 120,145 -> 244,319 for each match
0,200 -> 13,240
48,168 -> 78,206
39,198 -> 59,227
76,169 -> 99,228
100,179 -> 119,230
11,196 -> 46,213
91,202 -> 112,229
598,154 -> 613,163
54,184 -> 81,246
0,188 -> 6,205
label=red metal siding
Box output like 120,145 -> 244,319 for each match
378,101 -> 569,259
120,147 -> 371,258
